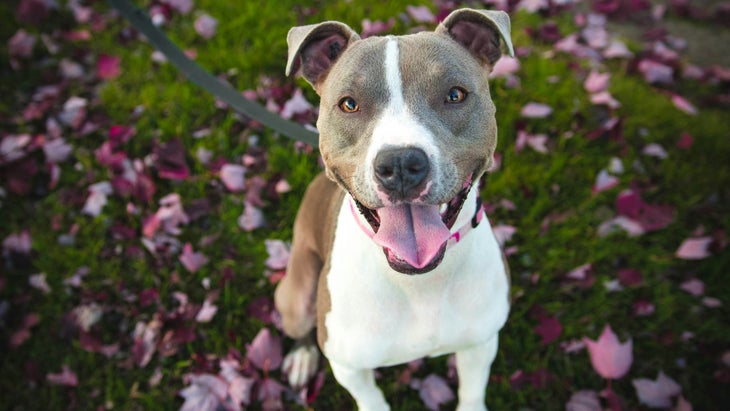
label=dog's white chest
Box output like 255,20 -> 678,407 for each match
322,197 -> 510,369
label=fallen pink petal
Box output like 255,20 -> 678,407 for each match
417,374 -> 455,411
583,324 -> 633,379
179,243 -> 209,273
219,164 -> 247,192
264,239 -> 290,270
520,102 -> 553,118
246,328 -> 282,372
46,365 -> 78,387
592,169 -> 619,194
679,278 -> 705,296
671,94 -> 698,115
632,371 -> 682,408
194,13 -> 218,40
490,55 -> 520,78
97,54 -> 121,80
406,5 -> 435,23
675,236 -> 713,260
195,299 -> 218,323
584,70 -> 610,94
566,390 -> 601,411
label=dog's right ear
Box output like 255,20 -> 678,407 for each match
285,22 -> 360,91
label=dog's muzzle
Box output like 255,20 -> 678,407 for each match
352,174 -> 481,274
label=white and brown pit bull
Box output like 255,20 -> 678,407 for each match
274,8 -> 514,411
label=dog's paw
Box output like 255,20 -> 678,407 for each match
282,343 -> 320,389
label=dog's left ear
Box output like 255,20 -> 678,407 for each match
436,9 -> 514,67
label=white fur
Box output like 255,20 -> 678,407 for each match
324,192 -> 510,368
363,38 -> 442,202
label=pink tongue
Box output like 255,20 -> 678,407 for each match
372,204 -> 451,269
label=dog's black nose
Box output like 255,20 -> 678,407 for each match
374,147 -> 430,197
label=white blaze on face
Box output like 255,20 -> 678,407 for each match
365,38 -> 441,202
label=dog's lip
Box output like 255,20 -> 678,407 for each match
353,176 -> 473,275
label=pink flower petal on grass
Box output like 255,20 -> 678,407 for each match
179,243 -> 209,273
179,374 -> 227,411
43,138 -> 73,163
584,70 -> 610,94
8,29 -> 37,58
195,299 -> 218,323
219,164 -> 246,192
238,204 -> 265,231
590,91 -> 621,109
520,102 -> 553,118
361,18 -> 396,38
676,132 -> 694,149
490,56 -> 520,78
97,54 -> 121,80
702,297 -> 722,308
194,13 -> 218,40
246,328 -> 282,372
632,371 -> 681,408
675,236 -> 712,260
418,374 -> 455,411
3,230 -> 32,254
264,239 -> 290,270
597,216 -> 645,237
643,143 -> 668,159
47,365 -> 78,387
671,94 -> 697,115
518,0 -> 549,13
592,169 -> 619,194
154,139 -> 190,180
566,390 -> 602,411
675,396 -> 693,411
638,59 -> 674,84
280,88 -> 313,120
82,181 -> 112,217
583,324 -> 633,380
163,0 -> 193,14
603,39 -> 632,59
534,315 -> 562,345
29,273 -> 51,294
680,278 -> 704,296
492,225 -> 516,247
406,5 -> 435,23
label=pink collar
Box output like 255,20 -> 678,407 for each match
349,196 -> 485,249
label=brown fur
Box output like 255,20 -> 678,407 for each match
274,173 -> 344,346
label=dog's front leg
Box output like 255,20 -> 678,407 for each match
330,361 -> 390,411
455,336 -> 500,411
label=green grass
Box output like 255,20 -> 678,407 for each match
2,0 -> 729,410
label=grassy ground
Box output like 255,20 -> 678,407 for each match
2,0 -> 729,410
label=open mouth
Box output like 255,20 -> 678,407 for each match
353,177 -> 473,274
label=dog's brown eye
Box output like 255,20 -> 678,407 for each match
445,87 -> 467,104
338,97 -> 359,113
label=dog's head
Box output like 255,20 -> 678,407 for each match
286,9 -> 513,274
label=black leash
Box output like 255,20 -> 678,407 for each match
107,0 -> 320,147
